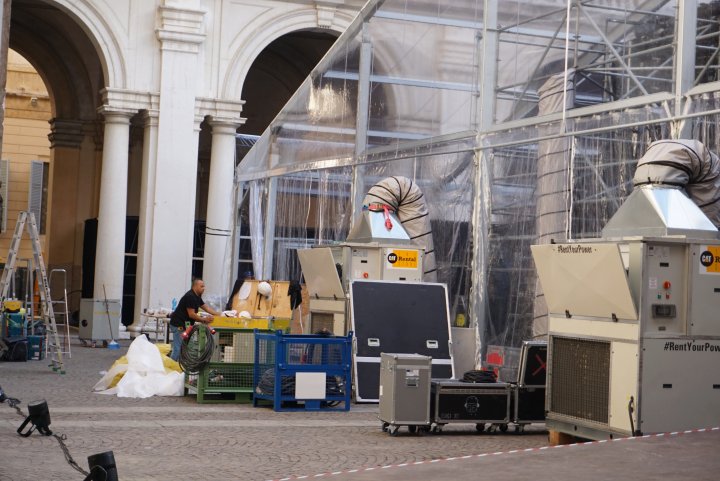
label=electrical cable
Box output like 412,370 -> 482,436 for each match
179,323 -> 215,374
461,369 -> 498,383
5,396 -> 24,417
1,387 -> 89,477
54,433 -> 90,476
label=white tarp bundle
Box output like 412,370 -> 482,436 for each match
363,176 -> 437,281
93,335 -> 184,398
633,139 -> 720,228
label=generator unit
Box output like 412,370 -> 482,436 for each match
298,209 -> 424,335
533,184 -> 720,439
78,298 -> 121,344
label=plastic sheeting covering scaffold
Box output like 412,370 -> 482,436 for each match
235,0 -> 720,364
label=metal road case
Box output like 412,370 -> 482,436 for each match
379,353 -> 432,435
513,340 -> 547,425
514,386 -> 546,424
517,340 -> 547,386
430,380 -> 512,433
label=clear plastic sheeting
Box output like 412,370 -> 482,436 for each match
249,179 -> 267,279
235,0 -> 720,365
365,0 -> 482,142
476,121 -> 670,352
495,0 -> 681,123
270,168 -> 353,282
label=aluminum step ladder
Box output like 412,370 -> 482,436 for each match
49,268 -> 72,359
0,211 -> 65,373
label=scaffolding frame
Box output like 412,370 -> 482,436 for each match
235,0 -> 720,360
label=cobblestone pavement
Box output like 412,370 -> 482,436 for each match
0,337 -> 549,481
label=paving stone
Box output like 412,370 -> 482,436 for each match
0,337 -> 548,480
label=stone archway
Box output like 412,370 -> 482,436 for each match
239,30 -> 338,136
5,0 -> 116,319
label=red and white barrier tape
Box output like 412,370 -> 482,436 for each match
267,426 -> 720,481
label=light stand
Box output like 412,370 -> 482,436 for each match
17,399 -> 52,436
82,451 -> 119,481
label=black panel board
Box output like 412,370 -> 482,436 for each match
351,281 -> 451,358
351,281 -> 453,401
82,219 -> 97,299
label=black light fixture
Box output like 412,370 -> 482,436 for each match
83,451 -> 119,481
17,399 -> 53,436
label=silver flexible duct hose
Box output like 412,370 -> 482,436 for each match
533,70 -> 575,338
362,176 -> 437,281
633,139 -> 720,228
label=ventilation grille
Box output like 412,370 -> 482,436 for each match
310,312 -> 335,334
550,337 -> 610,424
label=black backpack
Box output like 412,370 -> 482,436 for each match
1,337 -> 28,362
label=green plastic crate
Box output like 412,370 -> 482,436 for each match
184,326 -> 275,403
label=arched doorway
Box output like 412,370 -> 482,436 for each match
5,0 -> 108,320
240,30 -> 339,136
0,49 -> 52,299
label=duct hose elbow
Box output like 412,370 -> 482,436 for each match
362,176 -> 437,281
632,139 -> 720,229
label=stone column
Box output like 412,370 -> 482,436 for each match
94,108 -> 133,301
47,119 -> 83,257
47,119 -> 84,301
203,118 -> 242,297
131,109 -> 159,326
144,3 -> 205,311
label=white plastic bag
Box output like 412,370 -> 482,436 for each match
126,334 -> 165,373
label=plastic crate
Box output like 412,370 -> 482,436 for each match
184,326 -> 275,403
6,313 -> 26,337
253,330 -> 353,412
8,325 -> 24,337
211,317 -> 290,331
485,345 -> 521,382
26,335 -> 44,361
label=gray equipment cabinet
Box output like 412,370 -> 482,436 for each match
78,298 -> 120,345
378,353 -> 432,435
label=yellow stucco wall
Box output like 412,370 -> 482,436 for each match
0,50 -> 51,274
